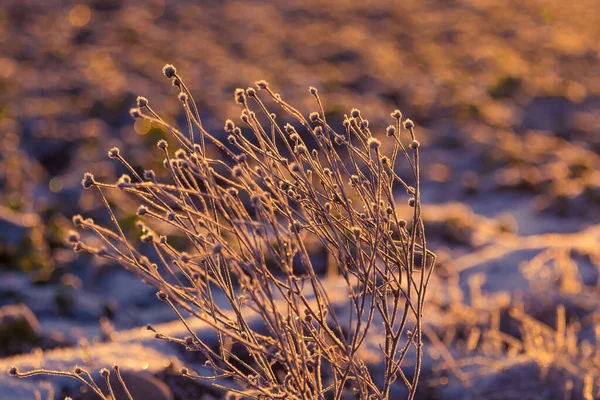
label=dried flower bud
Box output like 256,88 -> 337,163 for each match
72,215 -> 84,226
157,139 -> 168,149
391,110 -> 402,119
178,91 -> 188,102
180,252 -> 191,263
351,108 -> 361,118
81,173 -> 95,189
100,368 -> 110,378
156,291 -> 168,301
129,108 -> 141,119
309,112 -> 319,123
246,87 -> 256,97
232,165 -> 243,177
67,231 -> 80,244
144,170 -> 156,181
256,80 -> 269,90
386,125 -> 396,137
162,64 -> 177,78
224,119 -> 235,132
234,88 -> 246,105
108,147 -> 120,158
403,119 -> 414,130
136,96 -> 148,108
296,144 -> 307,154
367,137 -> 381,150
136,205 -> 148,216
410,139 -> 420,149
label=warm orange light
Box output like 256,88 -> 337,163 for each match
69,4 -> 91,28
134,119 -> 152,135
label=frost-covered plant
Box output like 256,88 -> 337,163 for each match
10,65 -> 435,399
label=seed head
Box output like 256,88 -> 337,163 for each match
285,124 -> 296,135
72,215 -> 84,226
351,108 -> 361,118
162,64 -> 177,78
166,211 -> 176,221
309,87 -> 318,95
156,291 -> 168,301
108,147 -> 120,158
67,231 -> 80,244
81,172 -> 95,189
178,91 -> 188,102
74,366 -> 83,374
256,80 -> 269,90
360,120 -> 369,129
246,87 -> 256,97
144,170 -> 156,181
180,367 -> 189,375
136,96 -> 148,108
175,149 -> 187,159
309,112 -> 319,123
224,119 -> 235,132
351,226 -> 362,238
129,108 -> 141,119
386,125 -> 396,137
137,205 -> 148,216
403,119 -> 414,130
391,110 -> 402,119
117,174 -> 131,190
296,144 -> 307,155
408,198 -> 415,207
8,366 -> 18,376
410,139 -> 420,149
232,166 -> 243,178
100,368 -> 110,378
367,137 -> 381,150
234,88 -> 246,105
157,139 -> 168,149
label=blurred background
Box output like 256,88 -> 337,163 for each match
0,0 -> 599,398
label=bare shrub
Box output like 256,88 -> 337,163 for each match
10,66 -> 435,400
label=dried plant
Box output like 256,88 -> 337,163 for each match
10,65 -> 435,399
